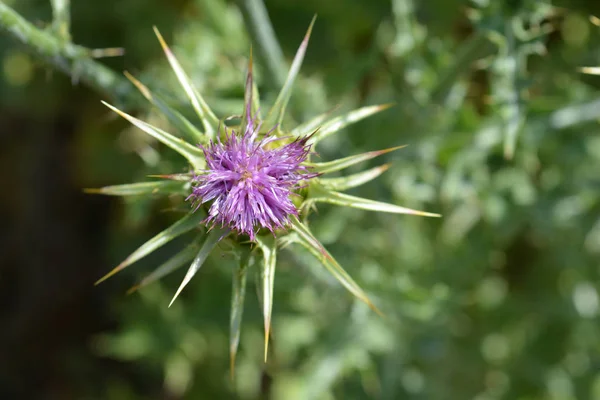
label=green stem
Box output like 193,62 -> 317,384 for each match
235,0 -> 287,89
0,2 -> 139,108
50,0 -> 70,41
0,2 -> 247,116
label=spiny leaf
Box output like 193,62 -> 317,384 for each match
310,145 -> 406,174
124,71 -> 206,144
95,211 -> 205,285
253,263 -> 264,317
102,101 -> 205,170
308,184 -> 441,217
255,235 -> 277,362
241,49 -> 255,134
264,16 -> 316,130
252,74 -> 261,121
169,227 -> 228,307
84,180 -> 187,196
147,173 -> 193,182
230,248 -> 251,379
318,164 -> 390,191
289,217 -> 381,315
290,105 -> 340,138
154,27 -> 219,138
310,104 -> 393,145
127,237 -> 202,294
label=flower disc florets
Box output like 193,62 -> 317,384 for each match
188,117 -> 316,240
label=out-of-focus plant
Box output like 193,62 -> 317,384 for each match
88,17 -> 440,375
5,0 -> 600,399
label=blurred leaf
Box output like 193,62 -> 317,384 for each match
579,66 -> 600,75
234,0 -> 287,89
430,31 -> 494,105
288,217 -> 381,314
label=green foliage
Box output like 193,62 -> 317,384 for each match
3,0 -> 600,399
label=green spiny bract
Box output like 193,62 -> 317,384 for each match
89,17 -> 440,374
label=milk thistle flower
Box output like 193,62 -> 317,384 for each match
189,109 -> 317,240
89,18 -> 440,372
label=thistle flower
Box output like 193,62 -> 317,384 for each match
89,18 -> 440,373
189,109 -> 317,240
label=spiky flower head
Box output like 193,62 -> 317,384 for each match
189,109 -> 316,240
90,17 -> 440,374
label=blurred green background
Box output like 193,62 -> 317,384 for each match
2,0 -> 600,399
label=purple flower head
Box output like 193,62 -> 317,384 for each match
188,114 -> 317,240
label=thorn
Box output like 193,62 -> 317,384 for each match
264,321 -> 270,362
367,300 -> 385,318
304,15 -> 317,42
370,144 -> 408,157
168,286 -> 183,307
230,350 -> 236,381
579,66 -> 600,75
248,46 -> 253,73
153,26 -> 171,55
95,260 -> 129,285
124,71 -> 152,99
410,210 -> 442,218
375,102 -> 396,112
126,285 -> 140,295
377,163 -> 392,173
